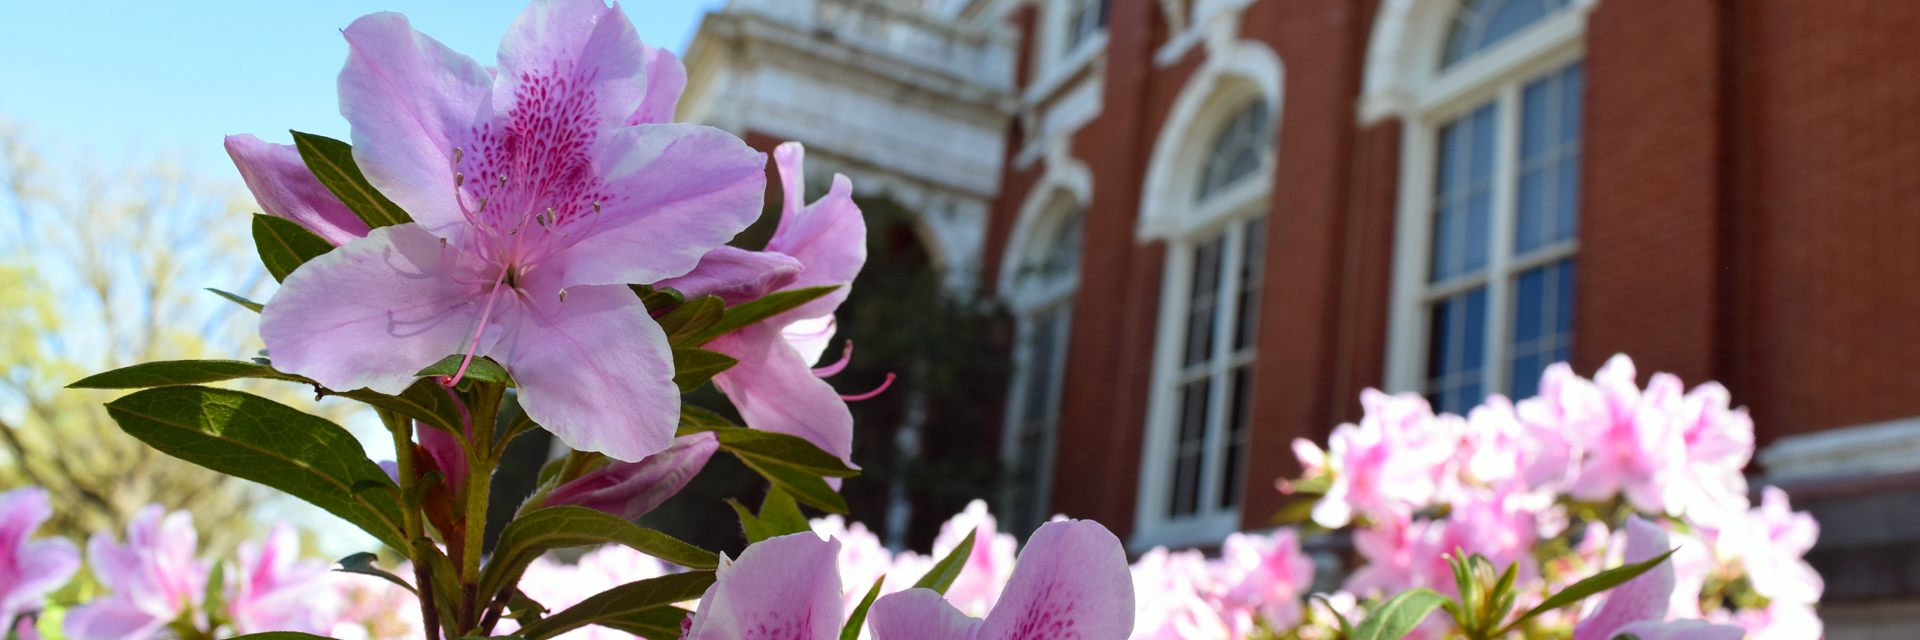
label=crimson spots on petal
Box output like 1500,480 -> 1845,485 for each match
458,61 -> 617,246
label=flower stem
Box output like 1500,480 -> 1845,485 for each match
380,410 -> 438,640
459,397 -> 498,634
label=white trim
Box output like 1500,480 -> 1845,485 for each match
1377,0 -> 1590,396
997,181 -> 1088,533
1136,35 -> 1283,242
1761,416 -> 1920,486
999,168 -> 1093,304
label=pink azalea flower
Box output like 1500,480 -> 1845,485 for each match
660,142 -> 868,466
1567,356 -> 1689,513
682,532 -> 844,640
1213,529 -> 1315,630
544,431 -> 720,520
252,0 -> 768,462
1311,390 -> 1457,528
926,500 -> 1016,617
810,515 -> 902,613
1347,488 -> 1540,600
224,134 -> 371,246
0,488 -> 80,629
1720,600 -> 1822,640
1513,362 -> 1601,490
1127,548 -> 1231,640
65,506 -> 210,640
509,545 -> 671,640
1662,383 -> 1754,529
1571,516 -> 1743,640
867,520 -> 1134,640
1724,486 -> 1822,605
228,523 -> 336,635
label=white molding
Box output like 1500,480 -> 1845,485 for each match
1136,35 -> 1283,242
1359,0 -> 1597,126
1761,416 -> 1920,486
998,165 -> 1094,303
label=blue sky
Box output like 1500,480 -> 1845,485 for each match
0,0 -> 724,172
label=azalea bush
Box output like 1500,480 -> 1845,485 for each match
2,2 -> 1826,640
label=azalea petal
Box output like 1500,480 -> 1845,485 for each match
868,588 -> 982,640
224,134 -> 371,246
260,223 -> 491,395
767,147 -> 865,324
0,488 -> 78,621
494,0 -> 650,138
62,595 -> 167,640
561,124 -> 767,287
653,246 -> 803,306
626,45 -> 687,125
975,520 -> 1134,640
419,423 -> 469,492
546,431 -> 719,519
708,323 -> 856,467
339,11 -> 493,239
1573,516 -> 1676,640
491,284 -> 677,462
687,532 -> 843,640
1610,619 -> 1746,640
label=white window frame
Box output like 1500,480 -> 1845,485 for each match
998,192 -> 1085,535
1031,0 -> 1109,101
1384,5 -> 1588,398
1134,95 -> 1273,550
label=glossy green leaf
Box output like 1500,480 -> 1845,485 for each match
103,386 -> 406,552
737,456 -> 846,514
416,354 -> 516,387
628,285 -> 686,313
676,423 -> 855,478
655,296 -> 723,346
594,606 -> 693,640
671,348 -> 737,392
1352,588 -> 1450,640
332,379 -> 468,437
692,285 -> 839,345
1270,498 -> 1317,525
678,405 -> 735,430
757,485 -> 810,537
69,360 -> 305,389
515,572 -> 716,640
207,288 -> 264,313
479,506 -> 719,603
1313,594 -> 1354,639
253,214 -> 335,283
335,552 -> 417,594
292,131 -> 411,229
840,576 -> 886,640
728,498 -> 773,543
412,538 -> 463,635
204,561 -> 228,630
1507,549 -> 1678,631
912,529 -> 976,594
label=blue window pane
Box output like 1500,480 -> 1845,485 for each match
1464,192 -> 1491,273
1516,63 -> 1584,253
1508,259 -> 1576,399
1184,236 -> 1224,367
1557,152 -> 1580,242
1521,79 -> 1553,159
1516,170 -> 1546,252
1470,106 -> 1498,180
1427,288 -> 1488,414
1432,102 -> 1498,282
1562,62 -> 1585,144
1442,0 -> 1572,68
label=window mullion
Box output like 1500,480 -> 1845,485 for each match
1485,83 -> 1523,400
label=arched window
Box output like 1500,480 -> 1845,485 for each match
1001,196 -> 1084,537
1138,88 -> 1273,548
1383,0 -> 1586,414
1442,0 -> 1574,68
1197,100 -> 1271,201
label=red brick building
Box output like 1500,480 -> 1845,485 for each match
687,0 -> 1920,624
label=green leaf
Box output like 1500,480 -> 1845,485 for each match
69,360 -> 305,389
595,606 -> 694,640
678,405 -> 736,430
291,131 -> 412,229
1270,498 -> 1317,525
1352,588 -> 1450,640
728,498 -> 773,543
628,285 -> 686,313
692,285 -> 839,345
1313,594 -> 1354,639
675,420 -> 856,476
840,576 -> 886,640
207,288 -> 264,313
737,456 -> 846,514
102,386 -> 407,552
757,485 -> 810,537
1508,549 -> 1678,631
416,354 -> 517,387
413,538 -> 463,634
253,214 -> 335,282
478,506 -> 719,603
655,296 -> 723,346
333,379 -> 468,437
204,561 -> 228,629
335,552 -> 418,594
912,529 -> 976,594
515,572 -> 716,640
671,348 -> 737,392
